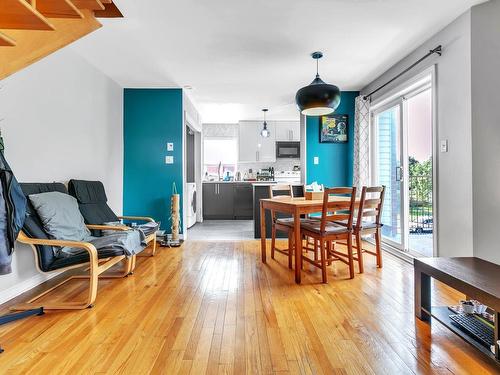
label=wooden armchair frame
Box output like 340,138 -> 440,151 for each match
12,224 -> 136,311
118,215 -> 157,256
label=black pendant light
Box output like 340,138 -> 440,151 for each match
295,51 -> 341,116
260,108 -> 270,138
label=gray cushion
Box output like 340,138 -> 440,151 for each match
275,218 -> 295,226
300,219 -> 349,234
28,192 -> 91,242
334,220 -> 381,230
276,217 -> 320,227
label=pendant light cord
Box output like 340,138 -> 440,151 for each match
316,58 -> 319,78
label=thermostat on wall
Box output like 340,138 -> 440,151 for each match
165,156 -> 174,164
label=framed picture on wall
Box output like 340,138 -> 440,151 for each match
319,114 -> 348,143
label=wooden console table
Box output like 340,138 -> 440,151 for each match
414,257 -> 500,363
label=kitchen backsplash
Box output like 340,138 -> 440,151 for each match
203,123 -> 238,137
238,159 -> 300,173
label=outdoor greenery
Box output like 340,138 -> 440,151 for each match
409,156 -> 432,209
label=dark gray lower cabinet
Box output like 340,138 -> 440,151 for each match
234,183 -> 253,219
202,183 -> 234,219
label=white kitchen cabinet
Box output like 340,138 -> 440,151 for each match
275,121 -> 300,141
238,121 -> 276,162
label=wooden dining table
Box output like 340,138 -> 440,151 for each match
260,196 -> 358,284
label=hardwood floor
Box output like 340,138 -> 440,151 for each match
0,240 -> 498,374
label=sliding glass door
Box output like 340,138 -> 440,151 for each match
371,79 -> 434,256
373,102 -> 404,250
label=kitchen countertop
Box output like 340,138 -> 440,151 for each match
203,181 -> 303,186
251,182 -> 303,186
203,180 -> 269,184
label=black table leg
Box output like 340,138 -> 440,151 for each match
495,311 -> 500,360
415,268 -> 431,321
0,307 -> 44,353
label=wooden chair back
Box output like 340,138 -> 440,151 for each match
319,187 -> 357,233
355,186 -> 385,230
269,184 -> 293,221
269,184 -> 293,198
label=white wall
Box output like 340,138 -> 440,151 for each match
471,0 -> 500,264
0,48 -> 123,303
361,11 -> 473,257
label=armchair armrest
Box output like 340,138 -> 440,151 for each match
17,231 -> 98,260
118,216 -> 155,223
86,224 -> 129,232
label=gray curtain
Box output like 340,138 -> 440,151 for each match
353,96 -> 370,190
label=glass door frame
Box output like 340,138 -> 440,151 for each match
371,98 -> 407,251
369,69 -> 437,257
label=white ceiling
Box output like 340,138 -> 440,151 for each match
72,0 -> 485,122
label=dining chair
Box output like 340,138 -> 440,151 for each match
353,186 -> 386,272
299,187 -> 357,282
332,185 -> 385,273
269,184 -> 295,268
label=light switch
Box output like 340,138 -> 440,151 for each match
440,140 -> 448,153
167,142 -> 174,151
313,156 -> 319,165
165,156 -> 174,164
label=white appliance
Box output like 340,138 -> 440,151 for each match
274,170 -> 301,184
187,183 -> 197,228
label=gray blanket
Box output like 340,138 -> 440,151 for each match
59,229 -> 147,258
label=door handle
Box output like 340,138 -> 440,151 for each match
256,151 -> 260,161
396,166 -> 403,182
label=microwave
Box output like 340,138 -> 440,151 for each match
276,141 -> 300,159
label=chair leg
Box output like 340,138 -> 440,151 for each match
314,239 -> 318,262
347,234 -> 355,279
271,225 -> 276,260
327,241 -> 332,265
355,233 -> 364,274
150,236 -> 157,256
11,261 -> 99,311
375,229 -> 383,268
320,239 -> 327,283
288,231 -> 294,269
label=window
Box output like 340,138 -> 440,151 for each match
203,138 -> 237,180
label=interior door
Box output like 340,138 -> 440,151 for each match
373,101 -> 405,250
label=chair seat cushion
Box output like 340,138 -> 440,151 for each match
275,217 -> 314,228
300,220 -> 350,235
334,220 -> 382,230
275,217 -> 295,226
48,247 -> 125,271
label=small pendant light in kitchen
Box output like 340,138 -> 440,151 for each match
295,51 -> 341,116
260,108 -> 270,138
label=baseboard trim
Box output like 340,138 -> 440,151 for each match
365,238 -> 414,264
0,272 -> 62,305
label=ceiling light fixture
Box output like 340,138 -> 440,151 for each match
260,108 -> 270,138
295,51 -> 341,116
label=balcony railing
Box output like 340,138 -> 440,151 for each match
409,175 -> 433,234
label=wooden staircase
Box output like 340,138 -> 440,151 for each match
0,0 -> 123,80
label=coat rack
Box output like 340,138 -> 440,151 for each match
0,130 -> 45,353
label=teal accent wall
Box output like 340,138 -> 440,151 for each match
124,89 -> 183,231
306,91 -> 359,187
